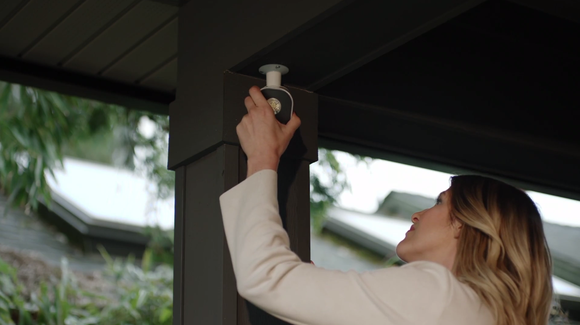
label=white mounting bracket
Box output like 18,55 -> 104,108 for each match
259,64 -> 289,88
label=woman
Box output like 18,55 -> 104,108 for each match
220,86 -> 553,325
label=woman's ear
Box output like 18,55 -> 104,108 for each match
453,220 -> 463,239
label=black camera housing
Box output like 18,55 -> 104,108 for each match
260,86 -> 293,125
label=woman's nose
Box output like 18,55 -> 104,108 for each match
411,212 -> 420,223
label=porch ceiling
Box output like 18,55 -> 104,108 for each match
0,0 -> 179,113
231,0 -> 580,199
1,0 -> 579,199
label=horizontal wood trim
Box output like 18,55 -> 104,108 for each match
0,55 -> 172,114
318,96 -> 580,201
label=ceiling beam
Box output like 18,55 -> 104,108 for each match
235,0 -> 489,91
147,0 -> 190,7
507,0 -> 580,23
0,55 -> 172,115
318,96 -> 580,201
305,0 -> 488,91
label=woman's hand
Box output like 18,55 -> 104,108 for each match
236,86 -> 301,177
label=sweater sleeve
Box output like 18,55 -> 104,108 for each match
219,169 -> 456,325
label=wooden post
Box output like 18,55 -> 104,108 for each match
171,68 -> 317,325
171,71 -> 317,324
168,1 -> 338,323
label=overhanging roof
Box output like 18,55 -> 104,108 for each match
231,0 -> 580,200
0,0 -> 179,114
1,0 -> 580,201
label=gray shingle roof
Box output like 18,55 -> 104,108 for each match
0,194 -> 105,272
375,191 -> 435,219
310,232 -> 383,273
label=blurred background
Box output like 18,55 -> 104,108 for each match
1,82 -> 578,324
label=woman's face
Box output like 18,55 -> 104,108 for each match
396,190 -> 461,270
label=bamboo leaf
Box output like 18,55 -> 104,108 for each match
4,181 -> 22,217
7,128 -> 28,148
34,156 -> 42,188
0,82 -> 10,110
159,308 -> 172,323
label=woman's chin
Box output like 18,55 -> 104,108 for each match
395,242 -> 409,262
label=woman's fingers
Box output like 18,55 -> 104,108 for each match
284,112 -> 301,137
244,96 -> 255,112
235,115 -> 246,136
248,86 -> 270,109
238,87 -> 302,166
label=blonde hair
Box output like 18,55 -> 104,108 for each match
449,175 -> 553,325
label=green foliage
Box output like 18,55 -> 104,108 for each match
142,226 -> 175,270
0,250 -> 173,325
0,81 -> 174,214
131,115 -> 173,201
0,82 -> 87,212
97,247 -> 173,325
0,256 -> 20,324
0,255 -> 90,325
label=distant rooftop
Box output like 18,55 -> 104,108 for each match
47,158 -> 174,229
0,157 -> 176,271
375,191 -> 435,220
0,193 -> 105,272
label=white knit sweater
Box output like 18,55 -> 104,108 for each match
220,169 -> 494,325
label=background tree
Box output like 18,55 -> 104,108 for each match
0,81 -> 173,214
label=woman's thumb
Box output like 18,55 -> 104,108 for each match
285,113 -> 301,135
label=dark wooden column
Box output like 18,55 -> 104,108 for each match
168,2 -> 328,324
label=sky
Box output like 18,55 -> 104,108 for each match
311,150 -> 580,228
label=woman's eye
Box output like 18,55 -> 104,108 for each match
435,198 -> 442,205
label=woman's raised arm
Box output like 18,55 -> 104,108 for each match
219,169 -> 457,325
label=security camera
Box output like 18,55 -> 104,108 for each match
259,64 -> 293,124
